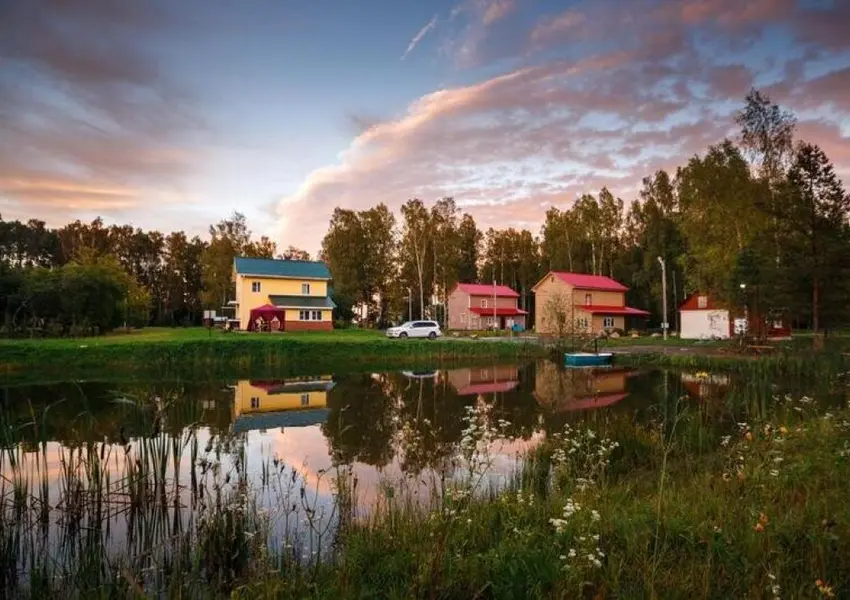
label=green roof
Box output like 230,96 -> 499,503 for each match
232,408 -> 329,433
234,257 -> 330,279
269,295 -> 337,309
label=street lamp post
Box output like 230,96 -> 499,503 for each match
408,288 -> 412,322
657,256 -> 667,340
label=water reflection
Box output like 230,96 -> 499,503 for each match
3,359 -> 846,589
534,363 -> 637,412
7,362 -> 839,514
232,377 -> 334,432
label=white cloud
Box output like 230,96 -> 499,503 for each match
401,14 -> 439,60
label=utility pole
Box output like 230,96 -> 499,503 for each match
657,256 -> 667,340
493,279 -> 497,331
408,288 -> 412,323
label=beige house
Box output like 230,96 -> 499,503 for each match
532,271 -> 648,334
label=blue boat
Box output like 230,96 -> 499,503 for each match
564,352 -> 613,367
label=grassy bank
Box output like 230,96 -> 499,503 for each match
0,328 -> 545,381
617,343 -> 850,378
304,396 -> 850,599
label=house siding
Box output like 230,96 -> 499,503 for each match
534,276 -> 573,333
448,286 -> 526,330
233,379 -> 330,417
572,290 -> 624,307
447,289 -> 469,330
534,273 -> 629,334
235,274 -> 329,328
592,314 -> 625,331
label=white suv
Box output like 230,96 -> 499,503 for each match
386,320 -> 442,340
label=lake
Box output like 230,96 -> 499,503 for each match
1,358 -> 847,594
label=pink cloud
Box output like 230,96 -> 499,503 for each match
659,0 -> 794,28
482,0 -> 515,26
0,0 -> 201,222
275,12 -> 849,254
529,10 -> 586,46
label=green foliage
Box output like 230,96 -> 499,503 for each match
201,211 -> 276,309
321,203 -> 397,327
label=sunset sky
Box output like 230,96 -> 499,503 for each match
1,0 -> 849,253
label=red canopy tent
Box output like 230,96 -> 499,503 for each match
247,304 -> 286,331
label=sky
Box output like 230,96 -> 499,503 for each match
1,0 -> 849,254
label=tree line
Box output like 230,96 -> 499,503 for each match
322,90 -> 850,332
1,89 -> 847,337
0,213 -> 301,336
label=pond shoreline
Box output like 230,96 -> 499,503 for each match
3,328 -> 847,383
0,329 -> 548,382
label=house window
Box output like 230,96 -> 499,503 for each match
697,295 -> 708,309
299,310 -> 322,321
603,316 -> 615,328
299,310 -> 309,320
481,298 -> 488,308
250,397 -> 260,409
302,283 -> 311,295
460,312 -> 467,323
301,393 -> 310,406
251,281 -> 261,293
311,310 -> 321,321
585,293 -> 592,305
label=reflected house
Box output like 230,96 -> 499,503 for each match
232,377 -> 335,433
447,365 -> 519,396
680,372 -> 730,402
534,362 -> 634,411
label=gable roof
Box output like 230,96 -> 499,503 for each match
534,271 -> 628,292
234,257 -> 331,279
455,283 -> 520,297
679,291 -> 726,311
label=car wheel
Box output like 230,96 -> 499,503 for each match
399,332 -> 408,339
428,331 -> 437,340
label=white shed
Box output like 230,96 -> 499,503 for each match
679,292 -> 732,340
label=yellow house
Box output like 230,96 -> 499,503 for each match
232,377 -> 334,432
532,271 -> 649,334
233,257 -> 335,331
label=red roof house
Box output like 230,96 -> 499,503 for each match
532,271 -> 649,334
448,283 -> 527,330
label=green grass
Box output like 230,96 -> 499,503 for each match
0,327 -> 546,382
0,326 -> 385,348
601,335 -> 729,347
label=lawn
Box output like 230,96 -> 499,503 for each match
0,327 -> 546,382
0,326 -> 386,349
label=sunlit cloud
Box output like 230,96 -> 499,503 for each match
274,0 -> 850,253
